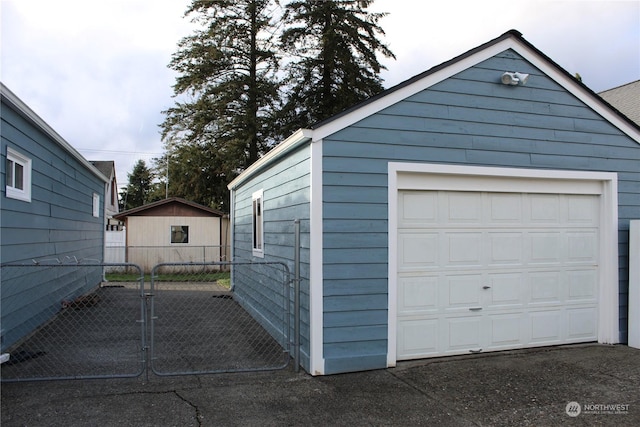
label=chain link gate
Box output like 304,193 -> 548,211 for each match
1,259 -> 294,381
149,261 -> 291,376
0,261 -> 146,382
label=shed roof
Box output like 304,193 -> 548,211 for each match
1,83 -> 108,183
229,29 -> 640,190
114,197 -> 225,219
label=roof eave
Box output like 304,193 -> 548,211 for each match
227,128 -> 314,190
1,83 -> 109,183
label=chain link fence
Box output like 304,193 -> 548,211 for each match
150,261 -> 291,376
1,261 -> 146,382
1,259 -> 292,381
104,245 -> 231,273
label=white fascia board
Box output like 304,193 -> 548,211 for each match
312,39 -> 515,141
312,37 -> 639,144
1,83 -> 108,183
511,42 -> 640,144
227,128 -> 314,190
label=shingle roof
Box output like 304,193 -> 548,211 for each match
89,160 -> 115,180
599,80 -> 640,126
113,197 -> 225,219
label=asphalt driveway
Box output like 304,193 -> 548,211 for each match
2,343 -> 639,426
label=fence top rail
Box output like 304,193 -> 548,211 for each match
1,259 -> 143,269
150,260 -> 290,274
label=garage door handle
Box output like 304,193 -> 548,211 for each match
469,307 -> 482,311
469,348 -> 482,353
483,286 -> 491,289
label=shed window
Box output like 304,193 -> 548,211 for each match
171,225 -> 189,244
5,147 -> 31,202
252,190 -> 264,257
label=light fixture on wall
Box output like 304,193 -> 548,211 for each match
501,72 -> 529,86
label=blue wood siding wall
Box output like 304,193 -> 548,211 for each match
321,49 -> 639,374
1,101 -> 105,351
232,145 -> 311,370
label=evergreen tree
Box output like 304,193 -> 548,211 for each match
278,0 -> 394,135
120,159 -> 155,210
160,0 -> 282,210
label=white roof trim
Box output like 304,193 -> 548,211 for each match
1,83 -> 108,183
312,36 -> 639,143
230,32 -> 639,191
228,128 -> 313,190
313,38 -> 517,141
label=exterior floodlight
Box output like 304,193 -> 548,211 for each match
501,72 -> 529,86
514,72 -> 529,85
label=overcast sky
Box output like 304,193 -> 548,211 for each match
2,0 -> 639,189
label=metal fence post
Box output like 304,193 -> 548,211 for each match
293,219 -> 301,373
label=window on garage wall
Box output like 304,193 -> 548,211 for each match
252,189 -> 264,257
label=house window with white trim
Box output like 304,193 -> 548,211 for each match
252,189 -> 264,257
92,193 -> 100,217
5,147 -> 32,202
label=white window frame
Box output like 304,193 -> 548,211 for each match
252,189 -> 264,257
170,225 -> 189,244
5,147 -> 32,202
92,193 -> 100,217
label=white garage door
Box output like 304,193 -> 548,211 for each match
396,190 -> 600,360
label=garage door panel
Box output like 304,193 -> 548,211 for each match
567,195 -> 599,224
398,232 -> 439,270
489,232 -> 524,265
447,192 -> 482,223
446,232 -> 483,266
446,274 -> 482,308
529,194 -> 561,223
529,272 -> 563,304
567,232 -> 599,263
488,313 -> 524,347
530,232 -> 562,264
566,307 -> 597,340
396,190 -> 600,360
486,273 -> 525,308
489,193 -> 523,223
397,318 -> 439,358
398,275 -> 438,315
530,311 -> 562,344
399,191 -> 437,224
567,269 -> 597,301
447,317 -> 482,350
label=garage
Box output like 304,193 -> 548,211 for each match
388,163 -> 620,363
229,30 -> 637,375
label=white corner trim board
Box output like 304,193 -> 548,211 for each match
629,221 -> 640,349
387,162 -> 620,366
309,138 -> 325,375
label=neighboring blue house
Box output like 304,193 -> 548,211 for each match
1,83 -> 107,352
228,30 -> 640,376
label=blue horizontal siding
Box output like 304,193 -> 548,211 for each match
1,98 -> 105,351
231,144 -> 311,372
320,48 -> 639,370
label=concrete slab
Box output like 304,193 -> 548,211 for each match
2,344 -> 639,426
